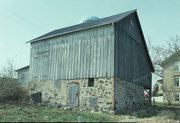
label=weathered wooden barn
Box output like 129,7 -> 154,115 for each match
17,9 -> 154,113
16,66 -> 29,88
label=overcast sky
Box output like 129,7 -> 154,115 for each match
0,0 -> 180,74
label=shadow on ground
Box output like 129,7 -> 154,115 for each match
116,105 -> 180,121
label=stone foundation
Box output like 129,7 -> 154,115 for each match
29,77 -> 114,114
114,78 -> 144,111
29,77 -> 145,114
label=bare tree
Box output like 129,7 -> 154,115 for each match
150,35 -> 180,77
0,58 -> 17,78
0,58 -> 29,103
162,85 -> 175,105
149,35 -> 180,105
167,35 -> 180,54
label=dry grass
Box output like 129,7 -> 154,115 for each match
0,102 -> 180,122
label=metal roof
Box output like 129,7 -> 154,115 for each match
28,9 -> 137,43
15,65 -> 29,72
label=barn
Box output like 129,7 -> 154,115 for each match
17,9 -> 154,113
15,65 -> 29,88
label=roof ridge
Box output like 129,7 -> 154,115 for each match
55,9 -> 136,31
27,9 -> 136,43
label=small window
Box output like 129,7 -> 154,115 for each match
20,74 -> 25,80
174,76 -> 180,87
54,80 -> 61,88
175,94 -> 180,101
88,78 -> 94,87
174,61 -> 180,72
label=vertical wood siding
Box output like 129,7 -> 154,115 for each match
29,24 -> 114,82
18,68 -> 29,88
114,15 -> 151,88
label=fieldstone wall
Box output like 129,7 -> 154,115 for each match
114,78 -> 144,111
78,77 -> 114,113
29,80 -> 67,106
29,77 -> 114,114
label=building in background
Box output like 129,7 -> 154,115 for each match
15,66 -> 29,88
160,50 -> 180,104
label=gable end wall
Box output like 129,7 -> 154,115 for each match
114,14 -> 152,88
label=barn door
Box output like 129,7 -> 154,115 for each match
68,83 -> 79,106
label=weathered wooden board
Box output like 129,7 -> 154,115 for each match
29,24 -> 114,82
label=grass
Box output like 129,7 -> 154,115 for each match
0,102 -> 180,122
0,103 -> 118,122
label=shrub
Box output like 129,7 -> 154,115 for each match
0,77 -> 29,103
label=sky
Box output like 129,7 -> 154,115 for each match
0,0 -> 180,84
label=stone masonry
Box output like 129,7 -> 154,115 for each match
29,77 -> 146,113
114,78 -> 144,111
29,77 -> 114,113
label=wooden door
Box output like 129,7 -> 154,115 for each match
68,83 -> 79,106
